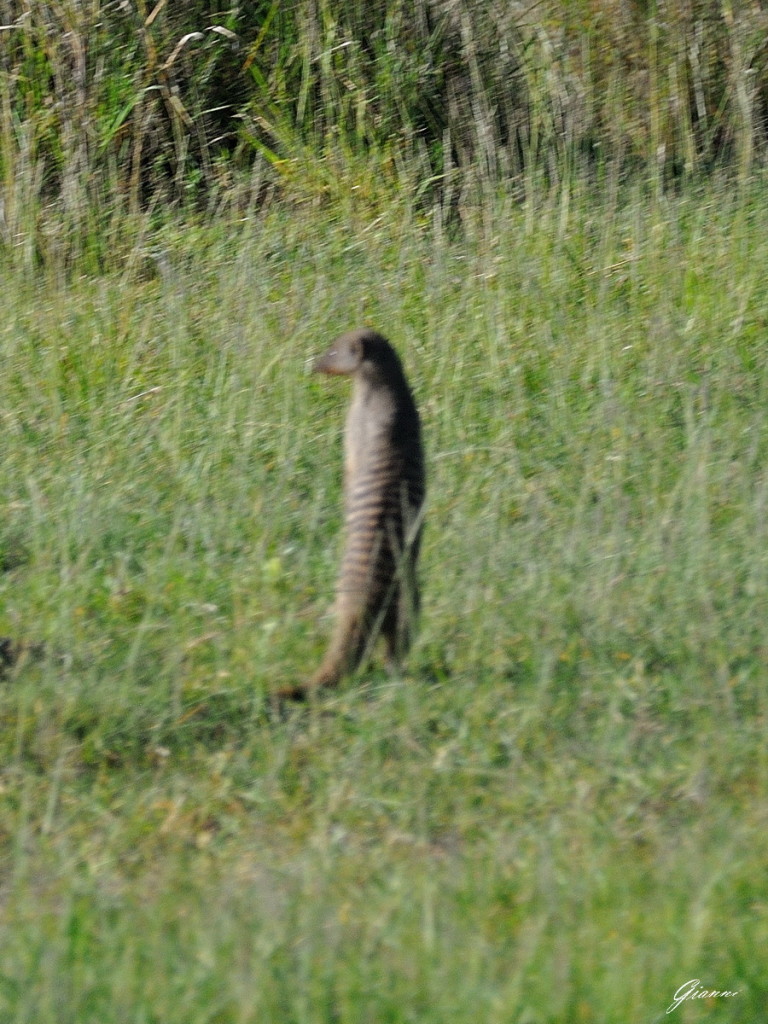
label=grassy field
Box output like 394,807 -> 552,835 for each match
1,173 -> 767,1022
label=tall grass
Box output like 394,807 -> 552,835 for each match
1,171 -> 767,1019
3,1 -> 768,268
1,2 -> 767,1020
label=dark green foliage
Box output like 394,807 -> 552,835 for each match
3,0 -> 768,268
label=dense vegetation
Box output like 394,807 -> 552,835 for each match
3,0 -> 768,264
1,3 -> 767,1022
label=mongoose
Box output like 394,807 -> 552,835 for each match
280,328 -> 426,700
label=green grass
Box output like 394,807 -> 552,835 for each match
1,174 -> 767,1022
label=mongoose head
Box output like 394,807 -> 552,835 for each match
313,328 -> 405,384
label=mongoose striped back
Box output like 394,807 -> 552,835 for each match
282,329 -> 425,698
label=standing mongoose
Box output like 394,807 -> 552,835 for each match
280,328 -> 426,699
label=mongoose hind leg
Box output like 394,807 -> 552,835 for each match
380,587 -> 417,678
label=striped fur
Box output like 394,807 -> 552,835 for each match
283,329 -> 425,698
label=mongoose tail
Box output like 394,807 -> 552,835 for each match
279,328 -> 425,701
